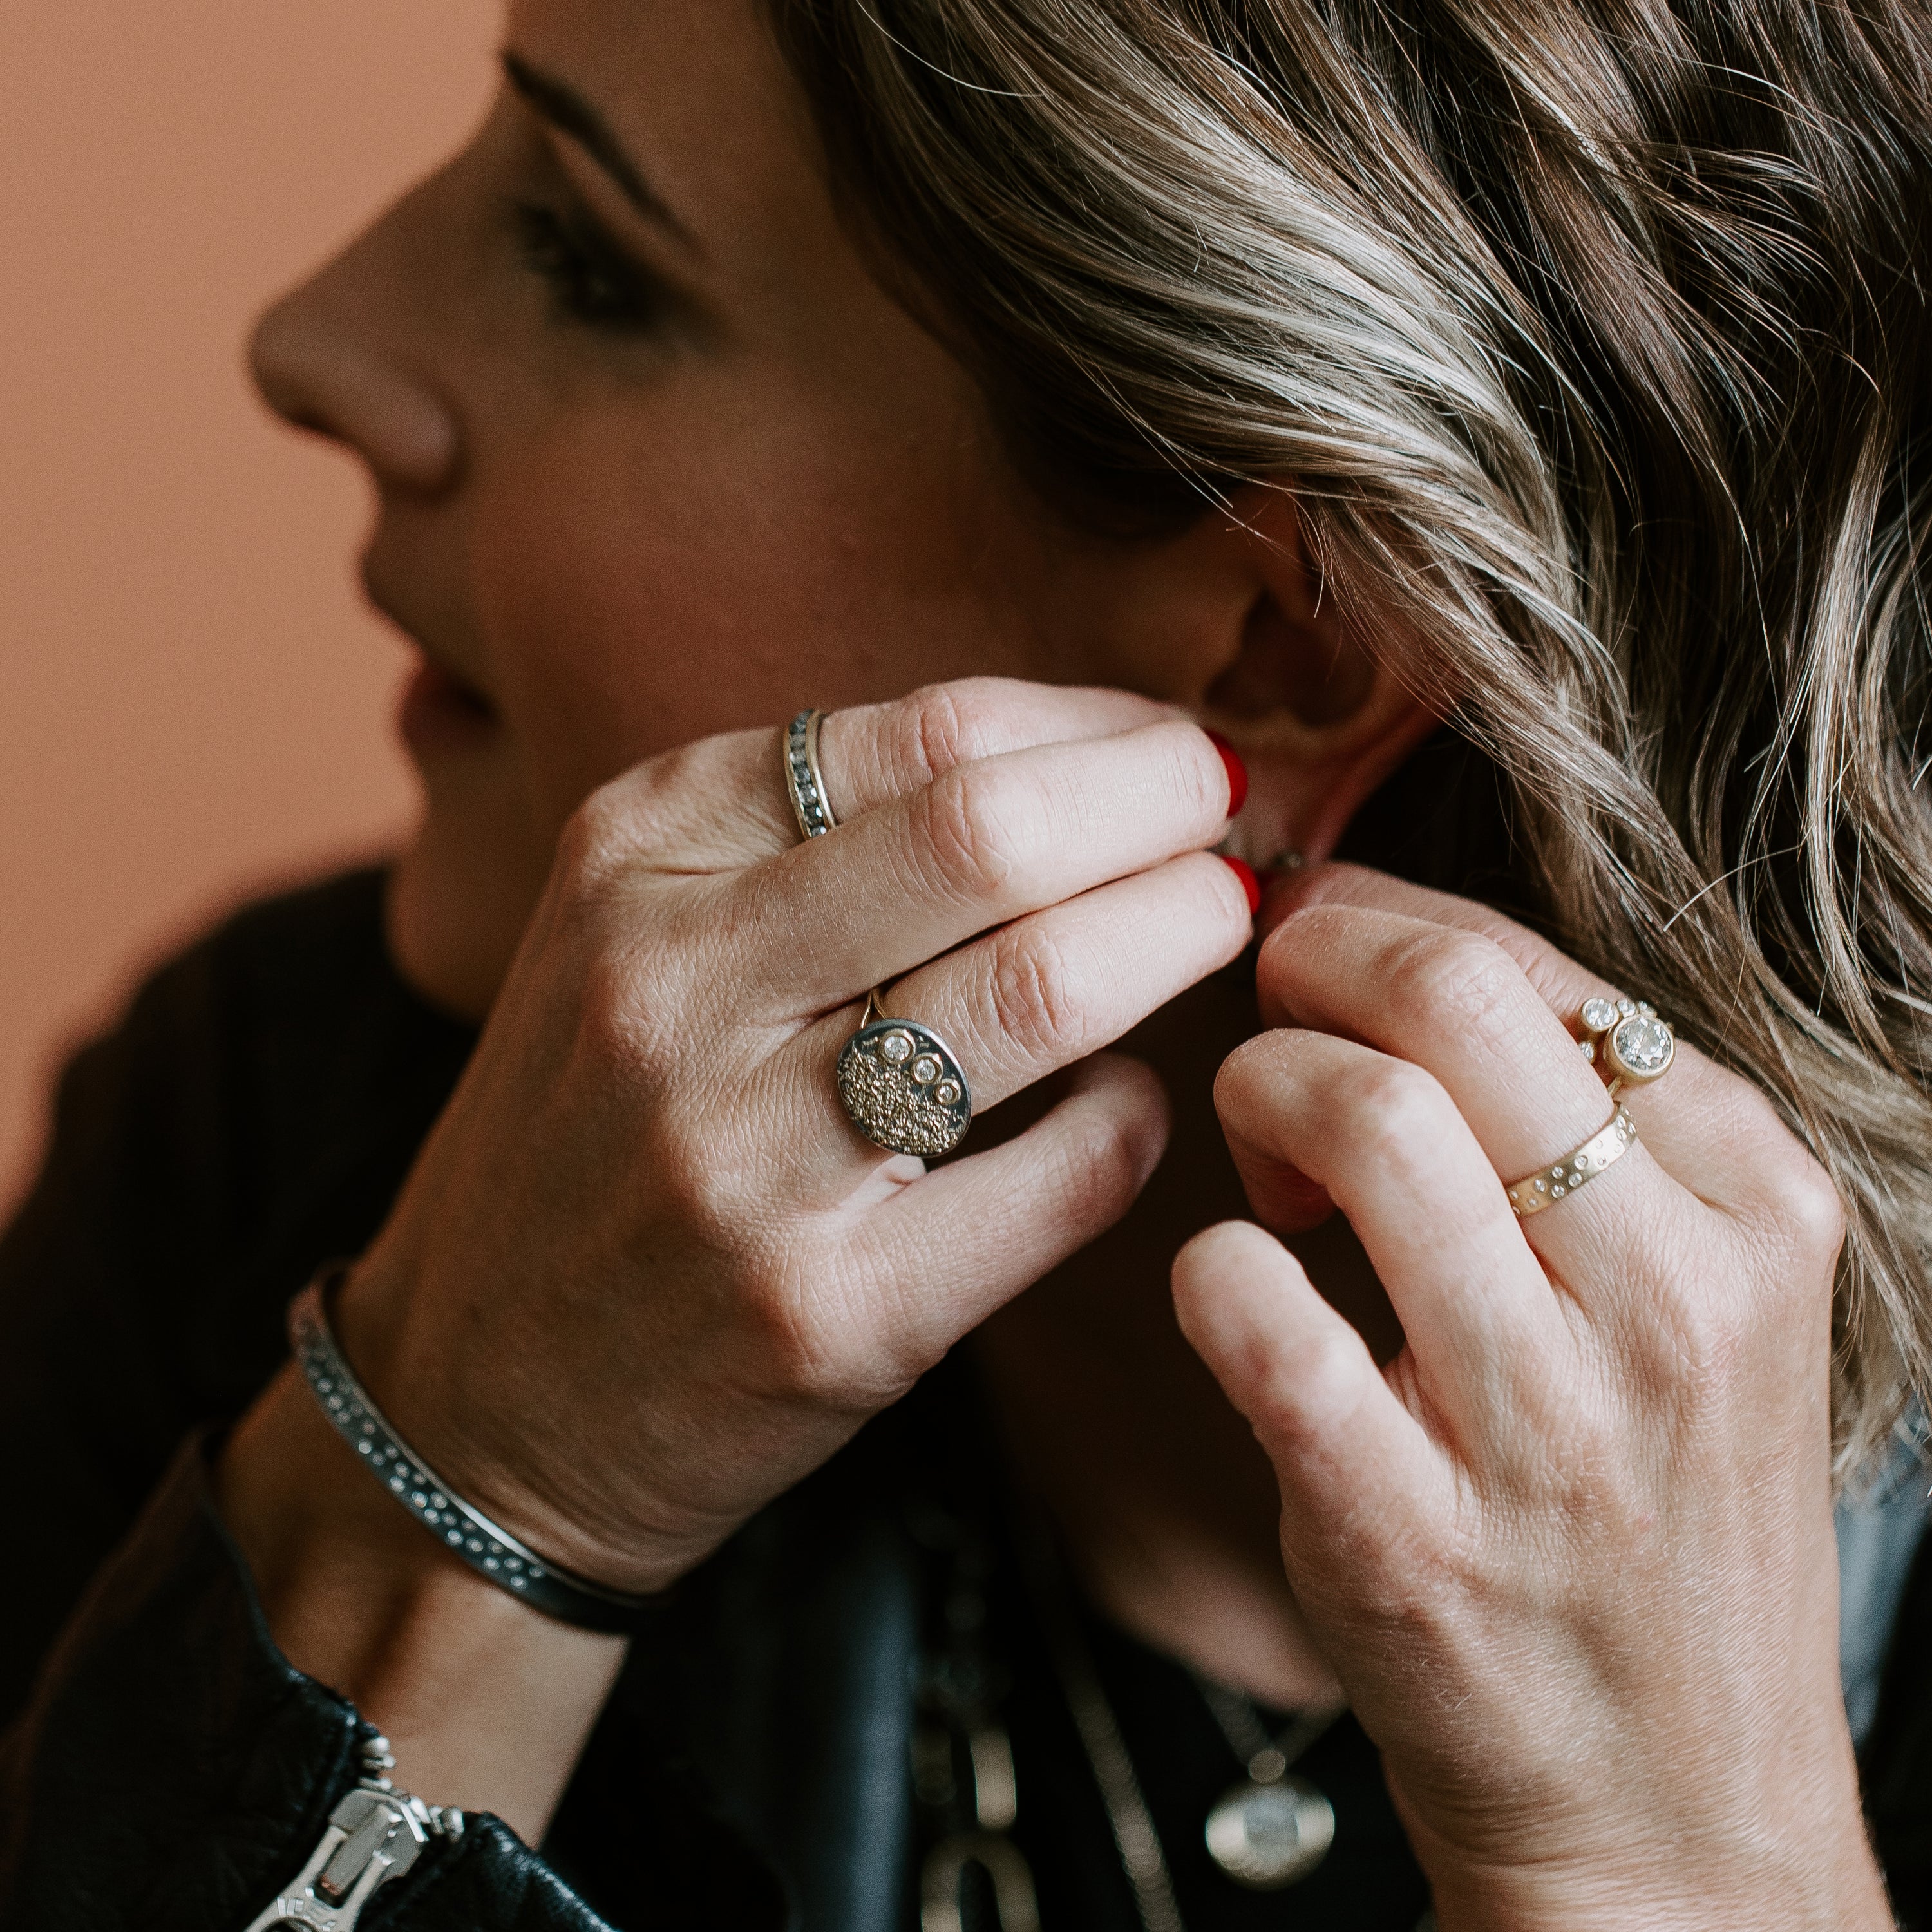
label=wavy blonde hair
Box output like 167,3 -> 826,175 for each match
771,0 -> 1932,1476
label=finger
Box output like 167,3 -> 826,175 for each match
878,851 -> 1255,1112
817,681 -> 1184,833
1259,860 -> 1540,959
728,719 -> 1240,1014
852,1053 -> 1170,1367
1214,1028 -> 1575,1430
1173,1220 -> 1443,1569
1260,902 -> 1754,1329
590,679 -> 1188,875
1260,905 -> 1627,1197
766,852 -> 1250,1201
1259,864 -> 1748,1198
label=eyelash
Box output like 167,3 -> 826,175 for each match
509,199 -> 662,334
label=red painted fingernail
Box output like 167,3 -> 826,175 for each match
1222,855 -> 1262,916
1206,730 -> 1248,818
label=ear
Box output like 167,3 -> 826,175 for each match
1104,485 -> 1438,871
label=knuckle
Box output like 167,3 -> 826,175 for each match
1544,1430 -> 1657,1547
1624,1222 -> 1772,1401
554,786 -> 633,897
1255,1325 -> 1368,1452
1765,1146 -> 1846,1269
1720,1092 -> 1847,1276
1045,1097 -> 1146,1222
706,1234 -> 877,1407
1337,1056 -> 1445,1157
739,1272 -> 847,1401
987,925 -> 1086,1061
1388,929 -> 1522,1041
916,763 -> 1022,902
1645,1290 -> 1752,1405
782,1274 -> 911,1410
899,679 -> 1004,782
573,952 -> 653,1065
636,1132 -> 721,1233
571,949 -> 693,1099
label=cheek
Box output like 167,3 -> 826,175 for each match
468,397 -> 1057,826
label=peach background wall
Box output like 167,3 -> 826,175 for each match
1,4 -> 498,1215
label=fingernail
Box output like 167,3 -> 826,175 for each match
1222,855 -> 1262,916
1205,730 -> 1248,818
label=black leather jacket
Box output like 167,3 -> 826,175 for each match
3,870 -> 1929,1929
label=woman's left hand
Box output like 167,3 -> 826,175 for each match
1173,866 -> 1893,1932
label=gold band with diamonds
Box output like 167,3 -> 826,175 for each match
784,709 -> 837,840
1506,1104 -> 1639,1217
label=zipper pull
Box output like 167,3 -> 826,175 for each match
243,1738 -> 464,1932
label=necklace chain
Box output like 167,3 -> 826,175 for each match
1021,1523 -> 1188,1932
1024,1517 -> 1359,1932
1044,1602 -> 1188,1932
1194,1676 -> 1346,1785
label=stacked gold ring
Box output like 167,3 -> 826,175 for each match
1504,996 -> 1675,1219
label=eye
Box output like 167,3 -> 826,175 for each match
508,198 -> 663,334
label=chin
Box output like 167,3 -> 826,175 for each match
383,788 -> 554,1022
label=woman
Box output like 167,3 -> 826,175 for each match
3,0 -> 1928,1924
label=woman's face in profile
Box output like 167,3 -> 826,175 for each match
252,0 -> 1217,1014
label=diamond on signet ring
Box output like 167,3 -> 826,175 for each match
836,990 -> 973,1158
1577,994 -> 1675,1093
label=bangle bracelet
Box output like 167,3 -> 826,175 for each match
289,1266 -> 657,1633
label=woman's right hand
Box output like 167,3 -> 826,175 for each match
303,677 -> 1252,1594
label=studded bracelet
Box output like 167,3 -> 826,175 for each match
289,1266 -> 657,1633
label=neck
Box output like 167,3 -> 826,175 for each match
974,959 -> 1392,1707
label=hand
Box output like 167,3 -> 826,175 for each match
331,678 -> 1254,1592
1174,866 -> 1891,1931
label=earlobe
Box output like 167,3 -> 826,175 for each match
1193,488 -> 1438,873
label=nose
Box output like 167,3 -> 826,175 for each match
251,267 -> 462,498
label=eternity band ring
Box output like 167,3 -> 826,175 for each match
784,708 -> 837,840
837,989 -> 974,1158
1505,1104 -> 1639,1217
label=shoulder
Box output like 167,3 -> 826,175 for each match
115,867 -> 471,1196
17,867 -> 471,1277
0,865 -> 476,1475
0,868 -> 475,1724
1863,1486 -> 1932,1926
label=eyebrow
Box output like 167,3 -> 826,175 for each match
501,51 -> 696,251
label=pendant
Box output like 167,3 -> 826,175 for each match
1204,1774 -> 1335,1889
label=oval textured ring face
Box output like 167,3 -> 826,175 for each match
836,1019 -> 972,1157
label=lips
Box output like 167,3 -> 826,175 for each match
399,650 -> 500,755
360,558 -> 501,754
